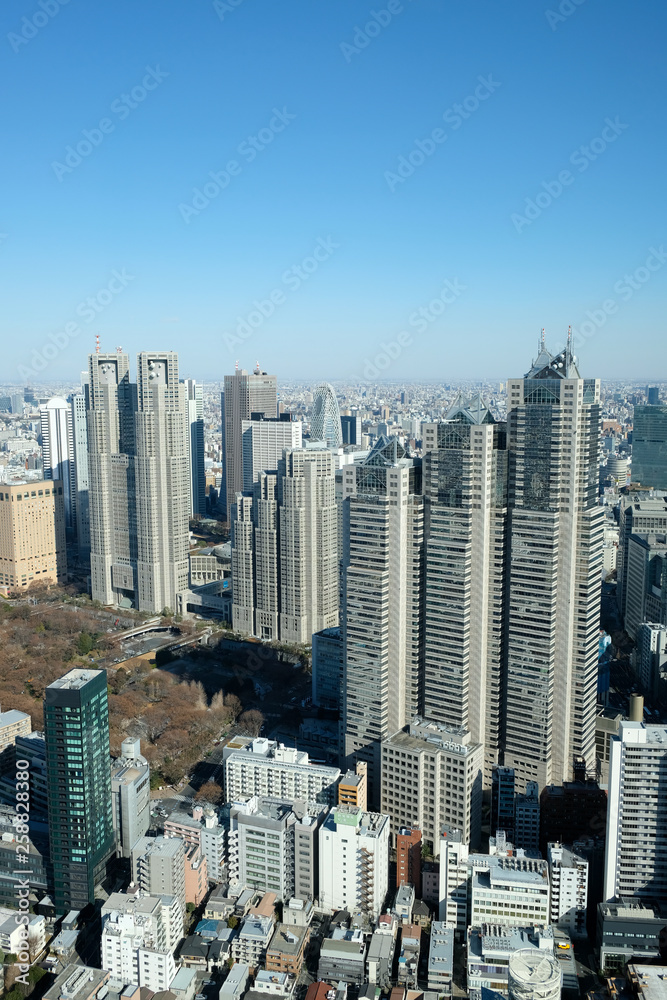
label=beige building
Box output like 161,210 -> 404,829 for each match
0,480 -> 67,593
0,708 -> 32,757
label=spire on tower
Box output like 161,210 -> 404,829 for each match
95,334 -> 100,354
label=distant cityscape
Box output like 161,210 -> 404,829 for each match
0,343 -> 666,1000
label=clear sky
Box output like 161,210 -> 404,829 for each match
1,0 -> 665,383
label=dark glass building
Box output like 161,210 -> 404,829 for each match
44,668 -> 114,913
632,404 -> 667,489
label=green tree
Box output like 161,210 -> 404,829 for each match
77,632 -> 94,655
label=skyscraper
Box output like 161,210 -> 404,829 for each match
503,335 -> 603,788
632,404 -> 667,489
231,446 -> 338,642
183,378 -> 206,517
0,481 -> 67,593
71,392 -> 91,560
88,351 -> 189,613
311,383 -> 342,449
422,394 -> 508,782
341,437 -> 424,806
40,397 -> 77,535
241,415 -> 302,491
223,367 -> 277,522
44,668 -> 115,912
604,721 -> 667,904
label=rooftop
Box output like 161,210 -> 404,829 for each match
0,709 -> 30,728
48,668 -> 104,691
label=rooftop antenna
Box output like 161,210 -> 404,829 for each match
567,325 -> 572,353
235,360 -> 239,371
116,346 -> 123,353
255,360 -> 260,372
95,333 -> 100,354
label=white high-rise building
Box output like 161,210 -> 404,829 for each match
241,416 -> 302,491
341,437 -> 424,808
422,395 -> 508,783
231,446 -> 338,642
504,336 -> 603,788
636,623 -> 667,701
111,737 -> 151,857
547,842 -> 588,937
604,721 -> 667,904
319,805 -> 390,918
183,378 -> 206,517
70,392 -> 90,558
101,890 -> 180,991
40,397 -> 76,533
88,352 -> 189,613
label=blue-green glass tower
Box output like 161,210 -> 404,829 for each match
44,668 -> 114,913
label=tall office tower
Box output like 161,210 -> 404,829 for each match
636,623 -> 667,702
421,395 -> 508,781
241,414 -> 302,491
647,387 -> 660,406
604,721 -> 667,904
279,447 -> 338,643
623,533 -> 667,638
632,405 -> 667,489
71,392 -> 91,559
110,738 -> 151,858
491,766 -> 516,838
340,437 -> 424,807
40,397 -> 77,535
503,336 -> 603,789
617,495 -> 667,622
0,481 -> 67,593
44,668 -> 115,912
223,367 -> 277,521
341,414 -> 362,447
231,448 -> 338,642
88,351 -> 189,613
183,378 -> 206,517
513,781 -> 540,851
311,383 -> 342,448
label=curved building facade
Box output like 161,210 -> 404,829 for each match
311,383 -> 342,448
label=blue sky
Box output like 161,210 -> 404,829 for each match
1,0 -> 665,382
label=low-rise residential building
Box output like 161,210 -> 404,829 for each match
397,923 -> 421,988
220,962 -> 251,1000
438,829 -> 470,931
338,761 -> 368,810
318,926 -> 367,985
366,930 -> 395,988
319,805 -> 390,918
393,884 -> 415,924
547,842 -> 588,937
225,738 -> 340,804
427,922 -> 454,997
396,827 -> 422,895
381,717 -> 483,852
0,708 -> 31,758
233,914 -> 274,970
0,912 -> 45,957
265,921 -> 310,975
252,969 -> 293,997
132,836 -> 186,917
